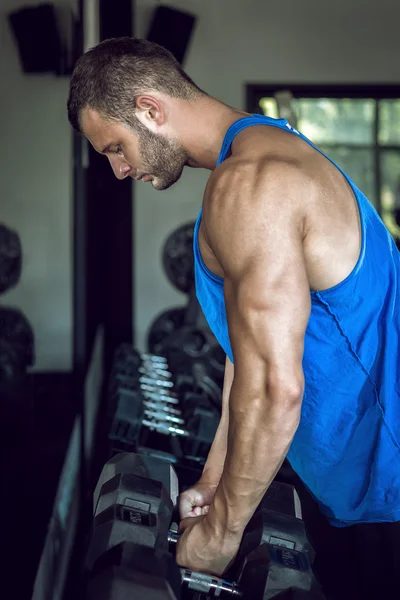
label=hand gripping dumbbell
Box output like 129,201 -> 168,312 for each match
167,500 -> 325,600
86,453 -> 325,600
85,452 -> 242,600
168,481 -> 325,600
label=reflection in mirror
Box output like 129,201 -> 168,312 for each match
1,2 -> 77,597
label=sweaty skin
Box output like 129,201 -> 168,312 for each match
81,98 -> 361,576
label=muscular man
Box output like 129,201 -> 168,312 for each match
68,38 -> 400,599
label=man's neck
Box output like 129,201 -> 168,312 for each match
173,96 -> 249,170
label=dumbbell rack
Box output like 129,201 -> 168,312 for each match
107,344 -> 220,467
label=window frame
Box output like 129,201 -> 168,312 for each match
246,84 -> 400,216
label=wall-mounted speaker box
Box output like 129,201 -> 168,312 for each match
8,3 -> 74,76
146,6 -> 197,65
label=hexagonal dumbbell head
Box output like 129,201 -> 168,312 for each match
93,452 -> 179,515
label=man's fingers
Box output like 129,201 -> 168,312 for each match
179,491 -> 205,519
182,503 -> 210,518
179,497 -> 196,519
178,481 -> 216,519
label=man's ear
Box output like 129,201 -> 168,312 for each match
135,95 -> 166,131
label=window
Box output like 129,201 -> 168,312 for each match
247,85 -> 400,244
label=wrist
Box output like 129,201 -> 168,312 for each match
200,468 -> 221,488
207,485 -> 246,538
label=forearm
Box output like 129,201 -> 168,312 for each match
201,412 -> 229,484
208,380 -> 302,533
201,356 -> 234,485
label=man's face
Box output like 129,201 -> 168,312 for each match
81,109 -> 189,190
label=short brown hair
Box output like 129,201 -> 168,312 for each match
67,37 -> 203,132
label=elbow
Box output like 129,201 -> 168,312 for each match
266,371 -> 304,409
248,380 -> 303,417
279,381 -> 303,408
267,380 -> 303,427
268,382 -> 303,435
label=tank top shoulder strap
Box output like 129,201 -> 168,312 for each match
217,115 -> 289,165
218,114 -> 361,194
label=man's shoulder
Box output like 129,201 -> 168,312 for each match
204,154 -> 313,223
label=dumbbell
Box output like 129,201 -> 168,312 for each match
112,344 -> 175,393
110,351 -> 181,416
110,386 -> 212,441
87,453 -> 242,600
117,384 -> 184,421
168,515 -> 325,600
168,481 -> 324,600
113,359 -> 179,405
109,388 -> 188,452
109,385 -> 220,460
88,453 -> 324,600
114,344 -> 170,376
114,360 -> 175,393
226,482 -> 324,599
166,509 -> 323,600
86,453 -> 181,600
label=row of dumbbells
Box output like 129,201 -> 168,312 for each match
108,345 -> 219,457
112,347 -> 187,434
85,452 -> 326,600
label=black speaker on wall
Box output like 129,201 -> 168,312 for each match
147,6 -> 196,65
8,3 -> 69,75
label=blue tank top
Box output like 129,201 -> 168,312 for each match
193,115 -> 400,527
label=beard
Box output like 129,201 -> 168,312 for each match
133,119 -> 190,191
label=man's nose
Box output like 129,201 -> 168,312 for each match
109,157 -> 132,180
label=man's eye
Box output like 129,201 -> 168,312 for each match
115,145 -> 124,156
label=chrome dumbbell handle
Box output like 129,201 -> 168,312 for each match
168,530 -> 179,544
144,409 -> 184,425
140,353 -> 168,364
143,400 -> 182,415
139,365 -> 172,378
141,383 -> 178,398
140,376 -> 174,388
142,389 -> 180,404
181,570 -> 242,598
168,530 -> 242,598
142,420 -> 189,437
